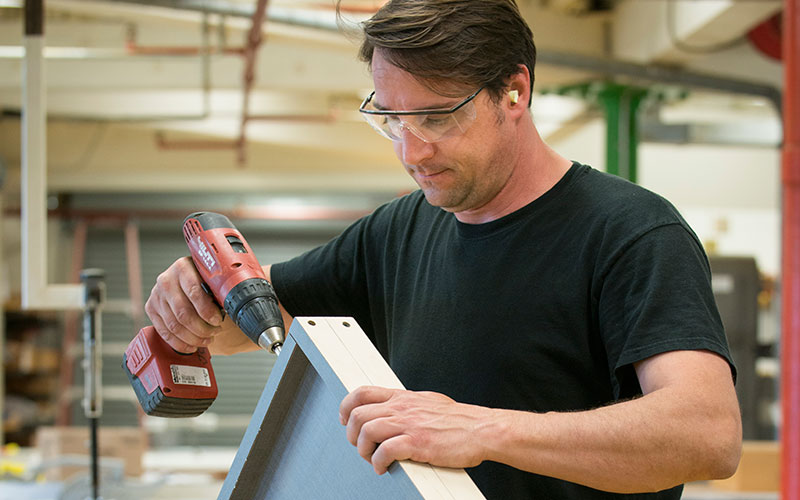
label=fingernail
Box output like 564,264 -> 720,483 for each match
339,413 -> 345,425
210,314 -> 222,326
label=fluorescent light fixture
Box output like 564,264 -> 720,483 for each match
0,46 -> 22,58
0,46 -> 126,59
0,0 -> 22,7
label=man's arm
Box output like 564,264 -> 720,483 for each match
339,349 -> 741,493
144,258 -> 293,355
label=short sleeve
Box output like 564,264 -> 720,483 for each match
597,222 -> 735,399
270,216 -> 372,320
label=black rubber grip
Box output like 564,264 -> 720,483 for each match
184,212 -> 236,231
224,278 -> 283,344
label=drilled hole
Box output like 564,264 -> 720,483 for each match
342,321 -> 351,327
308,320 -> 316,326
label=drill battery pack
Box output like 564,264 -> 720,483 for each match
123,326 -> 218,418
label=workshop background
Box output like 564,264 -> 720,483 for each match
0,0 -> 795,498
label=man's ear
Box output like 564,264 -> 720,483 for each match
505,64 -> 531,117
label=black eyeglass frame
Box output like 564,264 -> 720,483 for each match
359,87 -> 484,116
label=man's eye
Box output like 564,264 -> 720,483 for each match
422,116 -> 450,127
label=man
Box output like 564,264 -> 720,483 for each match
144,1 -> 742,498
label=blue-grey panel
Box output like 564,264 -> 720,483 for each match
220,323 -> 422,500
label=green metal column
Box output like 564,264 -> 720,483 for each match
543,82 -> 650,183
595,83 -> 647,183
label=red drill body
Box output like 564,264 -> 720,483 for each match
123,212 -> 284,417
182,216 -> 265,313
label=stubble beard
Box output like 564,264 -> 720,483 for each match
417,151 -> 514,217
416,167 -> 489,214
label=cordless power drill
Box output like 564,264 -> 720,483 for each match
123,212 -> 285,417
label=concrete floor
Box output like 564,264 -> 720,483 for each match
0,447 -> 781,500
0,446 -> 233,500
683,487 -> 778,500
0,480 -> 780,500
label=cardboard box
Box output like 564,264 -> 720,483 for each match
712,440 -> 780,492
35,426 -> 146,480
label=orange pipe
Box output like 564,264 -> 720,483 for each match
124,41 -> 245,57
246,112 -> 336,123
307,1 -> 385,14
782,0 -> 800,497
237,0 -> 270,165
124,22 -> 245,57
155,131 -> 240,151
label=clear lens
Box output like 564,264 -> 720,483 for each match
360,91 -> 480,143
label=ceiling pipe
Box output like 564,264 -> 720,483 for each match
74,0 -> 343,32
237,0 -> 270,165
124,15 -> 245,56
302,1 -> 383,15
537,50 -> 782,115
150,0 -> 265,162
152,0 -> 334,163
22,0 -> 83,310
781,0 -> 800,498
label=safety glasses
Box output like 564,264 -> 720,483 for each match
359,87 -> 483,143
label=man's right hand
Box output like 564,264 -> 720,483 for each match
144,256 -> 235,354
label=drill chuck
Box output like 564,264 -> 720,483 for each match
224,278 -> 284,350
258,326 -> 284,354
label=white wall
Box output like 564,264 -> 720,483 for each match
638,143 -> 781,276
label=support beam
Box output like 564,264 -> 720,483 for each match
21,0 -> 82,310
782,0 -> 800,498
596,84 -> 646,182
0,175 -> 5,446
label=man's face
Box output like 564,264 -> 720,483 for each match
371,50 -> 517,216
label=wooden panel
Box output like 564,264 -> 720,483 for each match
218,317 -> 485,500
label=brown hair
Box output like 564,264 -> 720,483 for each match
350,0 -> 536,106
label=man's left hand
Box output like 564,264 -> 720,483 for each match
338,386 -> 495,474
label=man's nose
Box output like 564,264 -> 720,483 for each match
397,127 -> 435,166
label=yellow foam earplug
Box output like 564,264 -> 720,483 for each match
509,90 -> 519,105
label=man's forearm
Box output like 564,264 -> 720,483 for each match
483,381 -> 741,492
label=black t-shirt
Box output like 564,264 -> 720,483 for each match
271,162 -> 734,499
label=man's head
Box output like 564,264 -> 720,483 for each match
356,0 -> 536,106
347,0 -> 541,221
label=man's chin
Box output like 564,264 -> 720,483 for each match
420,188 -> 460,212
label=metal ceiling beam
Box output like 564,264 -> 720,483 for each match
537,50 -> 782,114
69,0 -> 343,32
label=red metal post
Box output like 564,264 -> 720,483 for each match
56,219 -> 89,426
783,0 -> 800,498
125,220 -> 145,332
